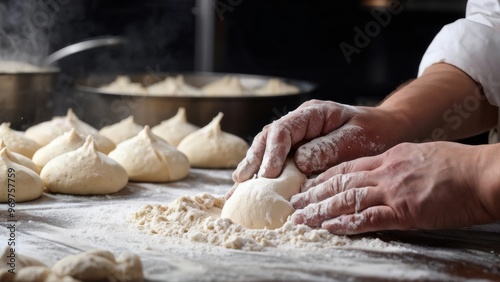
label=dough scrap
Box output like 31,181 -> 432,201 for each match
0,148 -> 44,203
0,123 -> 40,158
201,75 -> 246,96
32,129 -> 86,170
41,136 -> 128,195
108,126 -> 190,182
99,116 -> 143,145
99,75 -> 148,95
221,159 -> 306,229
147,75 -> 202,96
177,112 -> 249,168
252,78 -> 300,95
24,108 -> 115,153
0,140 -> 40,174
151,107 -> 199,147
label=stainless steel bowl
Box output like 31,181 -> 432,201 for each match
70,72 -> 316,140
0,69 -> 59,130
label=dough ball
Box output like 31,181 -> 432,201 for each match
147,75 -> 202,96
0,140 -> 40,174
221,160 -> 306,229
1,266 -> 79,282
252,78 -> 300,95
0,148 -> 44,203
99,116 -> 143,145
41,137 -> 128,195
0,123 -> 40,158
201,75 -> 246,96
32,129 -> 86,170
108,126 -> 190,182
151,107 -> 199,147
99,75 -> 148,95
24,108 -> 116,153
177,112 -> 249,168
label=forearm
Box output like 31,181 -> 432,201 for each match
378,63 -> 498,142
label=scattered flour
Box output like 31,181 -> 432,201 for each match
132,193 -> 407,252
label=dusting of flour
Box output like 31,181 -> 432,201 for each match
132,193 -> 408,252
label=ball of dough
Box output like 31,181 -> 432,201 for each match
0,123 -> 40,158
221,160 -> 306,229
0,148 -> 44,203
108,126 -> 190,182
201,75 -> 246,96
32,129 -> 86,170
99,75 -> 148,95
151,107 -> 199,147
147,75 -> 202,96
99,116 -> 143,145
177,112 -> 249,168
252,78 -> 299,95
0,140 -> 40,174
24,108 -> 115,153
41,137 -> 128,195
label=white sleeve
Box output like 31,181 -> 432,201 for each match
417,0 -> 500,108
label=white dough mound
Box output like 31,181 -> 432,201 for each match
0,123 -> 40,158
221,160 -> 306,229
99,116 -> 143,145
151,107 -> 199,147
32,129 -> 86,170
108,126 -> 190,182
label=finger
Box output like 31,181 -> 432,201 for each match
301,154 -> 384,192
232,129 -> 268,183
321,206 -> 400,235
291,187 -> 382,227
291,172 -> 377,209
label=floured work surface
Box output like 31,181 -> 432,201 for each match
2,168 -> 500,282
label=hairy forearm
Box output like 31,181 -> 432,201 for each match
378,63 -> 498,142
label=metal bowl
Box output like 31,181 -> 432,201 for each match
0,68 -> 59,130
70,72 -> 316,140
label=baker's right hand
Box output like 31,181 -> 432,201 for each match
231,99 -> 408,184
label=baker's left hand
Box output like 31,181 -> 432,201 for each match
290,142 -> 497,235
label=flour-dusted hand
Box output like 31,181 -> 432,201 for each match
232,100 -> 407,184
290,142 -> 500,235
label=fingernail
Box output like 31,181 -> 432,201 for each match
290,194 -> 303,209
291,211 -> 304,224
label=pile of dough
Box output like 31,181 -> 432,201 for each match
0,148 -> 44,203
108,126 -> 190,182
177,112 -> 248,168
221,159 -> 306,229
41,137 -> 128,195
0,140 -> 40,174
147,75 -> 202,96
99,116 -> 143,145
99,75 -> 148,95
151,107 -> 199,146
0,247 -> 144,282
24,108 -> 115,153
252,78 -> 300,95
32,129 -> 86,169
201,75 -> 246,96
0,123 -> 40,158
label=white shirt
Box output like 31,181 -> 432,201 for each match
417,0 -> 500,142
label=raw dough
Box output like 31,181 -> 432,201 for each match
0,148 -> 44,202
252,78 -> 299,95
52,250 -> 144,282
24,108 -> 116,153
99,116 -> 143,145
147,75 -> 202,96
0,123 -> 40,158
221,159 -> 306,229
201,75 -> 246,96
32,129 -> 86,170
41,136 -> 128,195
0,61 -> 44,73
177,112 -> 249,168
99,75 -> 148,94
108,126 -> 190,182
151,107 -> 199,146
0,140 -> 40,174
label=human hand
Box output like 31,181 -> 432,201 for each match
290,142 -> 497,235
232,99 -> 408,184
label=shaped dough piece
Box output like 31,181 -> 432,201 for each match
52,249 -> 144,282
147,75 -> 202,96
108,126 -> 190,182
253,78 -> 300,95
32,129 -> 86,170
0,148 -> 44,202
177,112 -> 249,168
41,137 -> 128,195
99,75 -> 148,95
24,108 -> 115,153
0,123 -> 40,158
151,107 -> 200,147
201,75 -> 246,96
0,140 -> 40,174
221,160 -> 306,229
99,116 -> 143,145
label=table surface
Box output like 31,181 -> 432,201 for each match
2,168 -> 500,282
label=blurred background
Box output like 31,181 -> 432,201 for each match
3,0 -> 486,143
